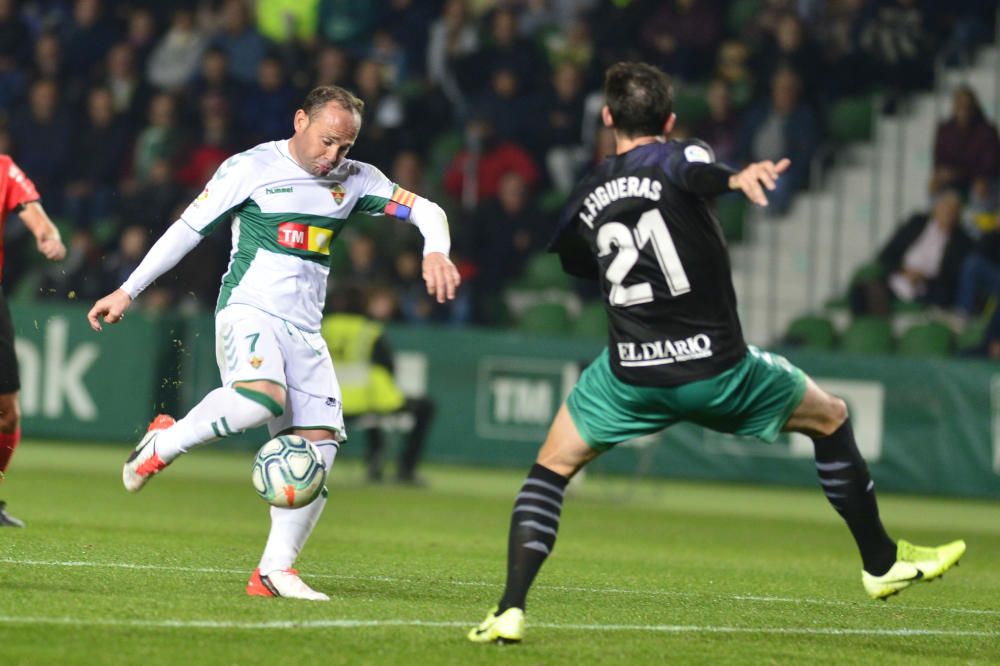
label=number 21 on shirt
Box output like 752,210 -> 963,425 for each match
597,209 -> 690,307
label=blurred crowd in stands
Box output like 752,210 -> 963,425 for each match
0,0 -> 997,331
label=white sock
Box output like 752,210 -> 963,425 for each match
258,440 -> 339,574
155,387 -> 279,462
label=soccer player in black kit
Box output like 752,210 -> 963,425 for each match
469,62 -> 966,644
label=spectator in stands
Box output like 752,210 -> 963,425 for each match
858,0 -> 933,113
131,91 -> 183,186
0,0 -> 31,70
851,190 -> 974,315
537,61 -> 588,194
188,47 -> 245,122
443,113 -> 540,208
932,86 -> 1000,196
346,57 -> 404,167
147,7 -> 207,91
751,12 -> 824,106
100,225 -> 150,297
694,79 -> 740,167
65,86 -> 128,230
211,0 -> 267,86
313,44 -> 353,90
457,7 -> 543,98
735,67 -> 818,216
815,0 -> 872,100
952,229 -> 1000,325
639,0 -> 721,83
464,171 -> 544,323
175,92 -> 234,191
99,42 -> 152,128
38,228 -> 104,302
28,32 -> 65,83
62,0 -> 119,82
124,6 -> 157,70
240,55 -> 298,143
117,158 -> 180,239
9,78 -> 72,214
426,0 -> 479,109
474,67 -> 537,146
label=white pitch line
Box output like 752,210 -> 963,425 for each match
0,557 -> 996,618
0,615 -> 996,638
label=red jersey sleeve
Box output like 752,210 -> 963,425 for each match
1,156 -> 40,216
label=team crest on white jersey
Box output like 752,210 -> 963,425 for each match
329,183 -> 346,204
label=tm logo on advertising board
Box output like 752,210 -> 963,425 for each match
475,357 -> 581,441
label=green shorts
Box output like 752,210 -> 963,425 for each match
566,346 -> 807,452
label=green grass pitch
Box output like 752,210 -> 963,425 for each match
0,441 -> 997,665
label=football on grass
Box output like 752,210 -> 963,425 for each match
251,435 -> 327,508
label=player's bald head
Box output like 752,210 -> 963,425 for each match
300,85 -> 364,121
604,62 -> 673,138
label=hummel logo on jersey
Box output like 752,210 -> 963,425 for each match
266,186 -> 293,195
618,334 -> 713,367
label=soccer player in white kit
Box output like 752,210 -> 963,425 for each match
87,86 -> 461,600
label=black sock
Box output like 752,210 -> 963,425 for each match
812,418 -> 896,575
497,463 -> 569,612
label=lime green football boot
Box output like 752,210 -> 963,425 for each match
862,539 -> 966,600
468,606 -> 525,644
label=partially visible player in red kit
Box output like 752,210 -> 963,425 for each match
0,155 -> 66,526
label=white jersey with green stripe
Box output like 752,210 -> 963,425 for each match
180,139 -> 417,332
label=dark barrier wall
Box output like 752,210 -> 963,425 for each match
12,304 -> 1000,498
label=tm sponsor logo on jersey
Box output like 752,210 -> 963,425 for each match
278,222 -> 333,255
618,334 -> 713,367
579,176 -> 662,227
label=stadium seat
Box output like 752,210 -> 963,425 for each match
840,317 -> 893,354
517,302 -> 572,335
849,260 -> 883,286
783,314 -> 836,350
715,193 -> 747,243
828,95 -> 874,144
726,0 -> 764,35
573,302 -> 607,338
897,322 -> 954,357
514,252 -> 571,290
672,86 -> 709,126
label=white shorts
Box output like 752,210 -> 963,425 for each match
215,304 -> 346,441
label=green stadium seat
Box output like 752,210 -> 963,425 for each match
514,252 -> 571,290
727,0 -> 763,35
715,194 -> 747,243
517,302 -> 572,335
897,322 -> 954,357
840,317 -> 893,354
828,95 -> 874,144
784,314 -> 836,350
849,260 -> 883,286
573,302 -> 607,338
672,86 -> 709,127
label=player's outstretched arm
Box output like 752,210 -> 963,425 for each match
729,158 -> 791,207
18,201 -> 66,261
422,252 -> 461,304
87,289 -> 132,332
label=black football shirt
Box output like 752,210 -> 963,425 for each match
551,139 -> 747,387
